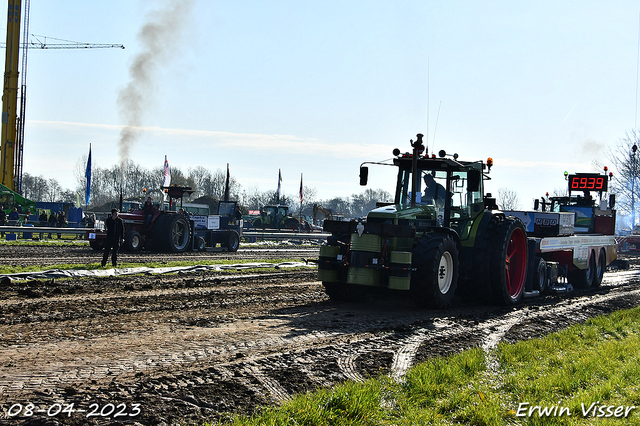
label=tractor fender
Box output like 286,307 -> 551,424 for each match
421,227 -> 462,254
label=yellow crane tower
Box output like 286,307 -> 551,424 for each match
0,0 -> 123,194
1,0 -> 21,191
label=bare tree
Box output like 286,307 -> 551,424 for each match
351,188 -> 392,217
45,179 -> 62,202
606,129 -> 640,228
497,187 -> 521,210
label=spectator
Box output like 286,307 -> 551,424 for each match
0,205 -> 6,237
48,212 -> 57,239
102,208 -> 125,268
56,211 -> 67,239
38,210 -> 48,240
8,207 -> 19,226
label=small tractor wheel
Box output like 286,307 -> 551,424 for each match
124,230 -> 143,252
533,257 -> 548,294
411,233 -> 459,309
89,239 -> 105,251
490,217 -> 527,305
196,236 -> 206,251
593,249 -> 606,288
152,213 -> 191,253
571,250 -> 597,288
224,231 -> 240,252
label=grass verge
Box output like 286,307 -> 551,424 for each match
210,307 -> 640,425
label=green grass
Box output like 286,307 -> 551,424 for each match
210,307 -> 640,426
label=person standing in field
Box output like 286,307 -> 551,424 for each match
102,208 -> 125,267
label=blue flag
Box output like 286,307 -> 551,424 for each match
85,144 -> 92,205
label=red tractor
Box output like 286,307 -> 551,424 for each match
87,207 -> 191,253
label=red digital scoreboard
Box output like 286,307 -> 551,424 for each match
568,174 -> 608,192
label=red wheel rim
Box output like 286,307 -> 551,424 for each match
505,227 -> 527,298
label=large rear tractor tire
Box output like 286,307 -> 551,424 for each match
151,213 -> 191,253
490,217 -> 527,305
224,231 -> 240,252
124,230 -> 143,252
283,217 -> 300,230
411,233 -> 459,309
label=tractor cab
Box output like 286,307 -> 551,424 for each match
361,134 -> 490,239
252,205 -> 300,230
262,205 -> 288,227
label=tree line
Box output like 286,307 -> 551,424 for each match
21,159 -> 393,219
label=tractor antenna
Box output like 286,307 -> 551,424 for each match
432,100 -> 442,153
636,11 -> 640,129
426,59 -> 430,148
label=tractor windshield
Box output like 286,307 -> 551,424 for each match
396,165 -> 484,222
396,168 -> 448,209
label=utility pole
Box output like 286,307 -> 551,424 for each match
633,144 -> 638,229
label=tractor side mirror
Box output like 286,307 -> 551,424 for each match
359,166 -> 369,186
609,194 -> 615,209
467,170 -> 480,192
534,199 -> 539,210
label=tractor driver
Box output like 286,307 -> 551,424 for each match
143,197 -> 157,226
423,173 -> 446,206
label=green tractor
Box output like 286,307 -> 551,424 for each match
318,133 -> 528,308
252,205 -> 301,230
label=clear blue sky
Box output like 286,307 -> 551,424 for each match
7,0 -> 640,207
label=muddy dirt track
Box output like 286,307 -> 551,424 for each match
0,243 -> 640,425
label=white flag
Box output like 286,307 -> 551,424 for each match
163,155 -> 171,201
163,155 -> 171,187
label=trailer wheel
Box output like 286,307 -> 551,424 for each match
490,217 -> 527,305
152,213 -> 191,253
224,231 -> 240,252
534,257 -> 548,294
593,249 -> 606,288
411,234 -> 459,309
124,230 -> 143,252
571,251 -> 596,288
89,239 -> 104,251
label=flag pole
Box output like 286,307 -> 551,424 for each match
85,143 -> 92,209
